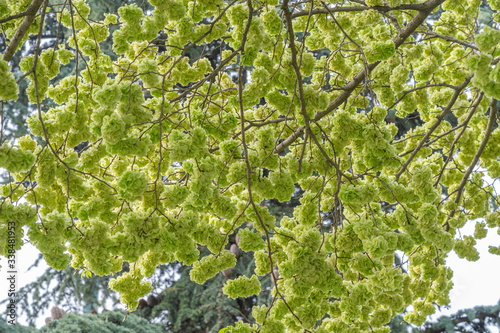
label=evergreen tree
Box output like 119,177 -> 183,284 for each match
1,310 -> 166,332
389,301 -> 500,333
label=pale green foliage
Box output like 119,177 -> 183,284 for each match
237,228 -> 266,252
365,41 -> 396,63
92,83 -> 122,110
190,250 -> 236,284
0,2 -> 10,19
0,144 -> 36,173
1,0 -> 500,331
117,170 -> 149,201
0,58 -> 19,101
223,275 -> 262,299
102,112 -> 126,145
0,203 -> 37,256
108,270 -> 153,311
475,25 -> 500,52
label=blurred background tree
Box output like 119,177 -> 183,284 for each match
1,309 -> 166,332
389,301 -> 500,333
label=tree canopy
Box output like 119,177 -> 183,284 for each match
1,0 -> 500,331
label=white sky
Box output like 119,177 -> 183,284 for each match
431,221 -> 500,314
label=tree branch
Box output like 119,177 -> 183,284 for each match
274,0 -> 447,154
2,0 -> 45,62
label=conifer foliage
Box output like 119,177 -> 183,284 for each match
0,309 -> 166,332
1,0 -> 500,331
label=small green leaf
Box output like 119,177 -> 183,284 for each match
80,269 -> 92,279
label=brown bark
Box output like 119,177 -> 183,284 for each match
2,0 -> 45,62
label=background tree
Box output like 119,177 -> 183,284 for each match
1,309 -> 167,332
3,297 -> 499,332
389,301 -> 500,333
